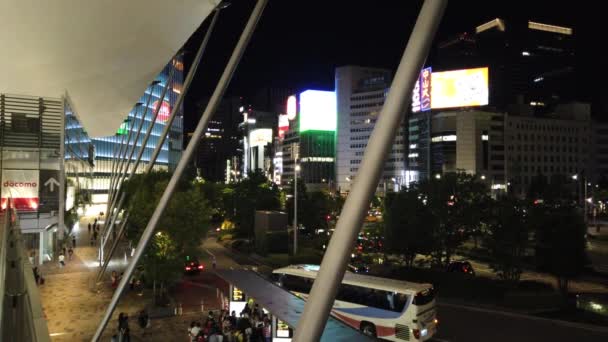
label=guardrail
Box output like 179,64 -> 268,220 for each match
0,199 -> 51,341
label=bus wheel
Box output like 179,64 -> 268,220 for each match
360,322 -> 377,338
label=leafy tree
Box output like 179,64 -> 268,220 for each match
230,170 -> 281,239
534,205 -> 587,295
123,171 -> 212,299
417,172 -> 489,266
484,197 -> 529,283
383,189 -> 434,267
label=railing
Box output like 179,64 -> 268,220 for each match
0,199 -> 51,342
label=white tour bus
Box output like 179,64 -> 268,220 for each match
272,265 -> 437,341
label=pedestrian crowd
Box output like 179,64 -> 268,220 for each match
187,303 -> 272,342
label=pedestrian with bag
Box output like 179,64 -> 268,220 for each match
58,252 -> 65,268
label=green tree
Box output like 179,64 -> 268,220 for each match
417,172 -> 489,266
123,171 -> 211,299
484,197 -> 529,283
231,170 -> 281,239
534,205 -> 587,295
383,189 -> 434,267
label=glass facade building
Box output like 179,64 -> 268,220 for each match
65,58 -> 184,206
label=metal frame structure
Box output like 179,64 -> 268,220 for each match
293,1 -> 448,340
95,4 -> 223,282
91,1 -> 268,339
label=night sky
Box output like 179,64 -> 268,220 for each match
183,0 -> 604,131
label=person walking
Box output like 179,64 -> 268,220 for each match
88,223 -> 92,234
111,271 -> 118,288
212,256 -> 217,269
93,230 -> 98,242
72,235 -> 76,248
58,252 -> 65,268
118,312 -> 130,342
137,310 -> 149,337
262,317 -> 272,342
67,247 -> 74,261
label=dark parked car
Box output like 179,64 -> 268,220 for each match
447,260 -> 475,276
348,263 -> 370,274
184,257 -> 204,275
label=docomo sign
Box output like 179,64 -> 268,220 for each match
1,169 -> 40,210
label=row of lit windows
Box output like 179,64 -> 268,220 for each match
350,93 -> 385,101
509,145 -> 586,153
350,127 -> 374,133
350,102 -> 383,109
512,154 -> 584,164
511,134 -> 585,144
508,121 -> 585,133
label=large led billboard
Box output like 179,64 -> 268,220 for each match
411,67 -> 489,112
431,67 -> 489,109
299,90 -> 337,132
249,128 -> 273,147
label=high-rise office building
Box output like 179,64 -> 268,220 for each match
335,66 -> 406,194
408,109 -> 506,189
434,18 -> 574,110
65,58 -> 184,208
190,96 -> 243,182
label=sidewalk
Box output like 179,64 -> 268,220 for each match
38,217 -> 223,341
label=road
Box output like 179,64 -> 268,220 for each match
202,237 -> 608,342
433,303 -> 608,342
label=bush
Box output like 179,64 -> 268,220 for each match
266,232 -> 289,254
387,266 -> 558,310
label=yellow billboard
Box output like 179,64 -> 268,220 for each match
430,67 -> 489,109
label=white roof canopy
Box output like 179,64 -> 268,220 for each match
0,0 -> 219,137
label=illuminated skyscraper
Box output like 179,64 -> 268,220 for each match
65,58 -> 184,208
335,66 -> 405,194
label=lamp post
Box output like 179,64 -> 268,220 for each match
294,163 -> 300,255
573,174 -> 588,224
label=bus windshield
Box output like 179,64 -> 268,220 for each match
412,287 -> 436,306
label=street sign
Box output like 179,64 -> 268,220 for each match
39,170 -> 60,213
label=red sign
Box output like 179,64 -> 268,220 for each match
1,170 -> 40,211
153,100 -> 171,122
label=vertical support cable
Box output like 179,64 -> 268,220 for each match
96,5 -> 220,281
91,1 -> 268,339
293,1 -> 447,340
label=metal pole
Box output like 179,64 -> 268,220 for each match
96,212 -> 130,283
59,97 -> 66,241
143,8 -> 221,174
293,1 -> 447,340
584,177 -> 588,224
294,167 -> 298,255
106,104 -> 141,225
96,7 -> 220,280
101,83 -> 157,252
91,1 -> 267,340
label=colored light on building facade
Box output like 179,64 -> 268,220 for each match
153,100 -> 172,122
286,95 -> 297,121
298,90 -> 337,133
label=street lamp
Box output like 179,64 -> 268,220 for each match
435,174 -> 441,180
572,174 -> 588,224
480,175 -> 486,180
294,164 -> 301,255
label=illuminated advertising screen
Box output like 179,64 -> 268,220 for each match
1,169 -> 39,211
431,67 -> 489,109
278,114 -> 289,140
411,67 -> 489,112
249,128 -> 273,147
286,95 -> 297,121
299,90 -> 336,133
419,67 -> 432,111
